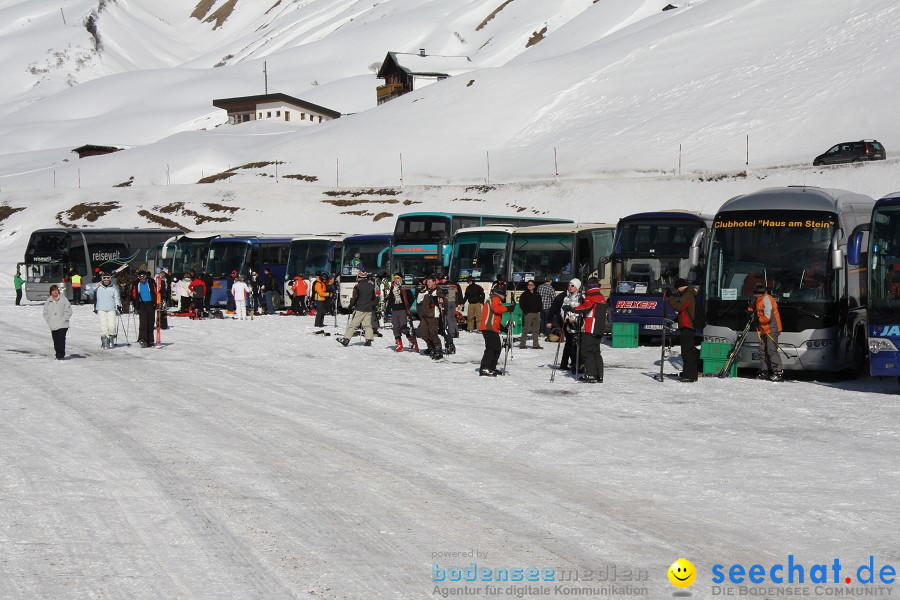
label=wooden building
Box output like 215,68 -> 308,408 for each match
376,49 -> 473,105
212,93 -> 341,125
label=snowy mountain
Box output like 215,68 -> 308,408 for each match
0,0 -> 899,260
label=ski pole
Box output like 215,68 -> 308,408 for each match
574,322 -> 582,381
765,332 -> 796,360
502,315 -> 513,374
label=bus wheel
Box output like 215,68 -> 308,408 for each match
838,337 -> 866,380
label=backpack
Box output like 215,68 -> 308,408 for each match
692,302 -> 706,329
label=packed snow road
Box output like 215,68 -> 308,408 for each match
1,297 -> 897,599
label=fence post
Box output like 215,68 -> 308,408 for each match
400,153 -> 404,187
554,147 -> 559,183
486,150 -> 490,185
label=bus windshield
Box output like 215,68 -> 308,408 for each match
510,233 -> 574,284
170,239 -> 212,277
612,220 -> 703,295
394,255 -> 441,283
287,240 -> 335,278
206,242 -> 249,278
394,215 -> 452,244
25,231 -> 70,261
450,232 -> 509,282
341,241 -> 389,277
869,202 -> 900,324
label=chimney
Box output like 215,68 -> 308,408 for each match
419,48 -> 426,57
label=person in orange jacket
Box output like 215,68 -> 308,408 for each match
478,281 -> 510,376
748,283 -> 784,382
290,275 -> 309,315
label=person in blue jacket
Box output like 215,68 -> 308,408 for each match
94,271 -> 122,349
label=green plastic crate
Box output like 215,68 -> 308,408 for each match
701,341 -> 732,360
500,303 -> 522,336
611,334 -> 639,348
612,322 -> 639,337
702,358 -> 738,377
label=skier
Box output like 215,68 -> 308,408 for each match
559,278 -> 584,373
666,278 -> 700,382
155,268 -> 169,330
564,277 -> 607,383
478,281 -> 510,376
130,271 -> 158,348
386,273 -> 416,352
225,269 -> 238,313
290,275 -> 308,315
337,271 -> 377,346
231,276 -> 252,320
189,273 -> 207,319
749,282 -> 784,382
43,284 -> 72,360
93,271 -> 122,348
313,272 -> 332,328
416,275 -> 445,359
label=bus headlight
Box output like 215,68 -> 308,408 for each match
869,338 -> 899,354
804,339 -> 835,349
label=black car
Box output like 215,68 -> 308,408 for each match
813,139 -> 885,166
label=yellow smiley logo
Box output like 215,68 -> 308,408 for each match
668,558 -> 696,588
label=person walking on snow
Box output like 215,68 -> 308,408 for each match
478,281 -> 510,376
386,273 -> 415,352
564,277 -> 607,383
417,275 -> 446,359
130,271 -> 158,348
338,271 -> 377,346
43,284 -> 72,360
14,270 -> 24,305
749,282 -> 784,382
559,278 -> 584,373
517,279 -> 543,349
463,276 -> 485,332
231,276 -> 251,320
666,277 -> 700,382
94,271 -> 122,349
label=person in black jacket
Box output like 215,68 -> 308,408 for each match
130,271 -> 158,348
386,274 -> 416,352
463,277 -> 486,332
338,272 -> 377,346
260,268 -> 277,314
517,280 -> 543,349
666,277 -> 700,382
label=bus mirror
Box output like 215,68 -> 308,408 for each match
832,246 -> 844,270
847,232 -> 862,266
596,257 -> 609,279
689,229 -> 705,267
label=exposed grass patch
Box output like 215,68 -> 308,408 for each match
204,203 -> 238,213
697,171 -> 748,182
323,188 -> 399,197
190,0 -> 216,20
526,26 -> 548,48
282,173 -> 318,182
197,171 -> 237,184
138,210 -> 191,232
56,201 -> 119,226
373,212 -> 393,222
476,0 -> 514,31
235,161 -> 282,170
204,0 -> 237,29
402,199 -> 422,205
113,176 -> 134,188
465,185 -> 496,193
322,199 -> 400,207
452,198 -> 486,202
342,210 -> 371,216
0,204 -> 25,227
153,202 -> 232,225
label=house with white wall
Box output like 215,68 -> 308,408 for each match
213,93 -> 341,125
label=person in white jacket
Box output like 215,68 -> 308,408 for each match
231,276 -> 251,320
93,272 -> 122,349
43,284 -> 73,360
176,275 -> 192,313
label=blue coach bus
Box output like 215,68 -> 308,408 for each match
391,212 -> 571,285
849,191 -> 900,378
609,211 -> 713,339
205,235 -> 296,308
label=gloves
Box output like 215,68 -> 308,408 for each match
562,305 -> 572,313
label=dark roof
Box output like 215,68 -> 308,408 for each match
212,93 -> 341,119
376,52 -> 472,79
71,144 -> 121,153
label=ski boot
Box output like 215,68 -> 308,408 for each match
769,372 -> 784,382
445,342 -> 456,355
336,337 -> 350,347
394,339 -> 403,352
431,350 -> 444,361
364,340 -> 372,347
479,368 -> 497,377
101,336 -> 108,349
755,370 -> 771,380
109,335 -> 117,348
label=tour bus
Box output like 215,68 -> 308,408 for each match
21,227 -> 182,302
507,223 -> 617,297
848,191 -> 900,378
283,234 -> 345,307
205,235 -> 297,308
608,211 -> 713,339
448,226 -> 517,295
704,187 -> 875,375
161,230 -> 259,303
391,212 -> 570,286
338,233 -> 392,310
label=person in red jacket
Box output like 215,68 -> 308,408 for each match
666,277 -> 699,382
189,275 -> 207,320
565,276 -> 608,383
478,281 -> 510,376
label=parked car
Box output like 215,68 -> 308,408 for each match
813,140 -> 885,166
